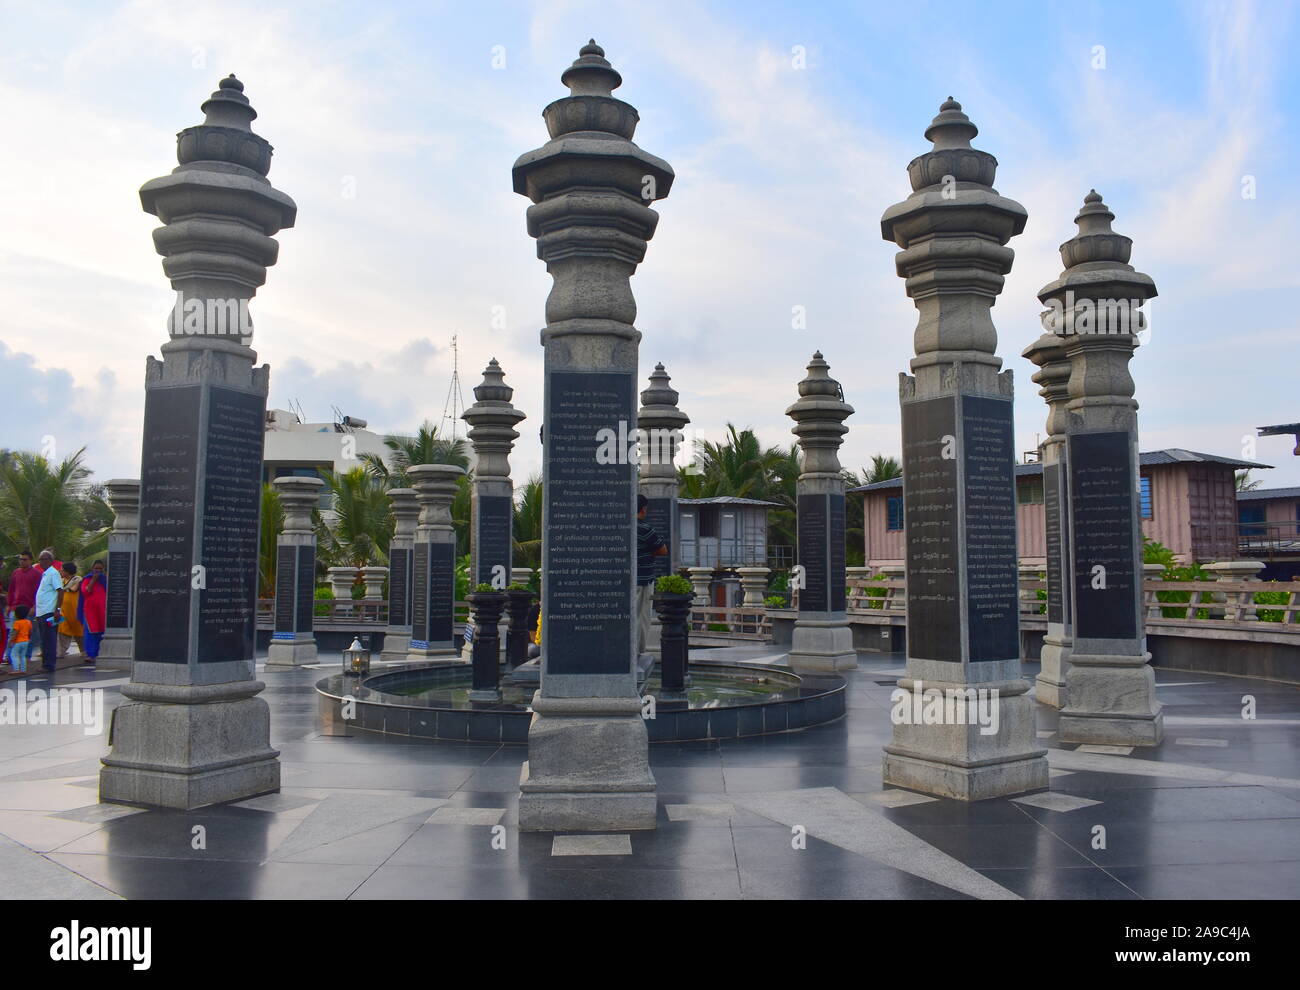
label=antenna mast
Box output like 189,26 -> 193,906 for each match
440,334 -> 467,441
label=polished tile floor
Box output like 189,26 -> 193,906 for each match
1,649 -> 1297,900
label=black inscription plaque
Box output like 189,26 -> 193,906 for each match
198,387 -> 264,663
295,545 -> 315,634
134,384 -> 201,664
274,546 -> 295,634
901,394 -> 960,662
1069,431 -> 1137,641
1044,460 -> 1067,625
428,542 -> 455,644
544,371 -> 635,677
410,543 -> 429,646
642,496 -> 673,580
797,493 -> 845,612
961,394 -> 1020,662
475,494 -> 514,587
388,547 -> 410,627
106,549 -> 135,629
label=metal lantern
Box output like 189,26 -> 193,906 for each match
343,636 -> 371,676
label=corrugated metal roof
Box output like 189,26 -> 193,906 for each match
1238,486 -> 1300,501
847,448 -> 1271,494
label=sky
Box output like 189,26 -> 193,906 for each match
2,0 -> 1298,490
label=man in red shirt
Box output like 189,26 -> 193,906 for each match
5,550 -> 42,665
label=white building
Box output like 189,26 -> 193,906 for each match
262,409 -> 391,508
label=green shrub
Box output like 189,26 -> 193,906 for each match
1155,561 -> 1213,619
472,582 -> 494,594
506,582 -> 528,592
1254,586 -> 1289,623
764,595 -> 787,608
655,574 -> 693,595
768,570 -> 789,594
707,622 -> 729,632
863,574 -> 888,610
314,585 -> 332,617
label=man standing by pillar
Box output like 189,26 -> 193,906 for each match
34,550 -> 65,672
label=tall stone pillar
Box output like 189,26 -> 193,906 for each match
880,98 -> 1047,801
513,41 -> 673,831
786,352 -> 857,672
462,359 -> 526,663
406,464 -> 464,660
463,359 -> 526,590
381,488 -> 418,661
638,362 -> 689,656
100,75 -> 295,809
98,479 -> 140,666
265,476 -> 323,667
1045,192 -> 1163,746
1022,333 -> 1073,707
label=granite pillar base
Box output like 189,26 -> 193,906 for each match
518,694 -> 656,832
380,633 -> 411,663
1058,653 -> 1164,746
99,681 -> 280,810
265,638 -> 318,667
787,617 -> 857,672
1035,634 -> 1071,708
407,645 -> 460,662
97,633 -> 134,665
883,676 -> 1048,801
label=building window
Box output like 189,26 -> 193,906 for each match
1017,477 -> 1044,505
886,496 -> 904,532
1140,475 -> 1153,519
1239,504 -> 1265,538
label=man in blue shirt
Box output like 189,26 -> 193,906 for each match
34,550 -> 65,672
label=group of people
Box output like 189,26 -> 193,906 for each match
0,548 -> 108,674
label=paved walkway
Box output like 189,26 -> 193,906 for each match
1,650 -> 1297,899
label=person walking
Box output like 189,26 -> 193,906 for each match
8,606 -> 32,674
636,494 -> 668,658
58,562 -> 85,659
33,550 -> 65,672
5,550 -> 41,665
79,560 -> 107,667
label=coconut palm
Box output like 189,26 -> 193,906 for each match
513,473 -> 543,568
1236,470 -> 1263,492
0,447 -> 107,565
361,420 -> 469,487
258,483 -> 285,598
314,467 -> 394,572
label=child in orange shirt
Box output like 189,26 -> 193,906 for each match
10,605 -> 32,673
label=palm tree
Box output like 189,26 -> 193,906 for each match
513,474 -> 543,568
314,467 -> 394,574
258,483 -> 284,598
0,447 -> 107,565
865,454 -> 902,484
362,420 -> 469,487
1236,470 -> 1263,492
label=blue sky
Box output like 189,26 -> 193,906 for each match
2,0 -> 1297,488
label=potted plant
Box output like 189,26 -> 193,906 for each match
652,574 -> 694,696
504,582 -> 535,669
466,583 -> 506,702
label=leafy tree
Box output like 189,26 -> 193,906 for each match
361,420 -> 469,487
513,473 -> 543,569
258,483 -> 284,598
0,447 -> 108,568
1236,470 -> 1263,492
314,467 -> 393,573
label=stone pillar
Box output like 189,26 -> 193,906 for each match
462,359 -> 525,662
786,352 -> 857,672
1046,191 -> 1162,747
100,75 -> 295,809
511,567 -> 534,588
881,98 -> 1047,801
406,464 -> 464,660
638,363 -> 689,656
360,566 -> 386,600
326,567 -> 354,601
98,479 -> 140,665
687,567 -> 713,605
513,41 -> 672,832
1022,333 -> 1074,707
737,566 -> 770,606
265,476 -> 323,667
464,359 -> 526,590
1205,560 -> 1266,622
381,488 -> 418,661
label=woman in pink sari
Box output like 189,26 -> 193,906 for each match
79,560 -> 107,666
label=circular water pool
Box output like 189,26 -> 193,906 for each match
315,659 -> 845,744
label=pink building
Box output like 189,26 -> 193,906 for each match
1237,486 -> 1300,580
852,448 -> 1268,568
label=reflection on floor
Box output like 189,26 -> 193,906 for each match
1,647 -> 1297,900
